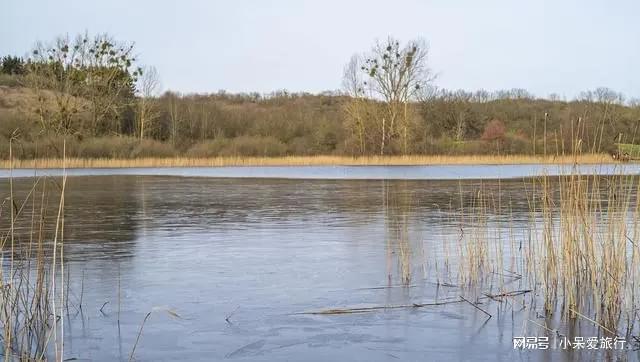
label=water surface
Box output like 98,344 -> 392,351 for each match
2,163 -> 640,180
1,167 -> 638,361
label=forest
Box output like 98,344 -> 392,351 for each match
1,33 -> 639,160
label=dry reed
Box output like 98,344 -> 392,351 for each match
0,139 -> 67,360
437,169 -> 640,335
426,129 -> 640,338
0,153 -> 613,169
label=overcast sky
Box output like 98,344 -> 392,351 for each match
2,0 -> 639,98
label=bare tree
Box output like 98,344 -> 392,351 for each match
342,55 -> 370,154
343,37 -> 434,155
27,32 -> 141,135
167,92 -> 181,146
137,66 -> 161,139
26,38 -> 85,134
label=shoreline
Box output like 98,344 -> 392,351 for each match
0,154 -> 617,169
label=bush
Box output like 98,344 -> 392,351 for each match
74,137 -> 135,158
186,138 -> 231,157
0,135 -> 74,159
502,131 -> 531,154
76,137 -> 176,158
0,111 -> 39,140
222,135 -> 287,157
0,136 -> 178,159
0,74 -> 22,87
287,136 -> 314,155
130,139 -> 176,158
481,119 -> 506,141
1,56 -> 26,75
187,136 -> 287,157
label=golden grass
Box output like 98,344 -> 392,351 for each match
436,165 -> 640,333
1,141 -> 68,359
0,153 -> 614,169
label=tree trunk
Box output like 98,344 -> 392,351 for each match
381,117 -> 386,155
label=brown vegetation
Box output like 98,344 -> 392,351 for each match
0,153 -> 611,169
2,34 -> 640,163
2,84 -> 640,162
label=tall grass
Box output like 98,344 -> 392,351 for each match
0,140 -> 67,360
0,153 -> 612,169
424,134 -> 640,337
536,169 -> 639,331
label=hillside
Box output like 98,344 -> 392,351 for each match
1,80 -> 639,160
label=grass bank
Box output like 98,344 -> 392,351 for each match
0,153 -> 615,169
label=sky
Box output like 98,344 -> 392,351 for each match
2,0 -> 639,98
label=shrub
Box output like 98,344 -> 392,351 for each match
0,136 -> 178,159
186,138 -> 231,157
287,136 -> 314,155
502,130 -> 530,154
75,137 -> 137,158
0,74 -> 22,87
0,135 -> 74,159
130,139 -> 176,158
221,136 -> 287,157
1,56 -> 26,75
481,119 -> 506,141
187,136 -> 287,157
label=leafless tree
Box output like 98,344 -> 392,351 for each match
343,37 -> 434,155
342,55 -> 370,154
137,66 -> 161,139
167,92 -> 181,146
27,32 -> 141,135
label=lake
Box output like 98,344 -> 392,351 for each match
2,163 -> 640,180
0,165 -> 638,361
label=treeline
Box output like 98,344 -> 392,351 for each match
1,34 -> 639,159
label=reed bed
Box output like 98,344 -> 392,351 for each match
0,153 -> 613,169
364,147 -> 640,340
383,182 -> 421,285
535,168 -> 640,332
0,142 -> 67,360
421,164 -> 640,337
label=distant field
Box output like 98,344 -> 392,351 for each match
0,154 -> 615,169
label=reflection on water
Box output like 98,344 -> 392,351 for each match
0,175 -> 637,361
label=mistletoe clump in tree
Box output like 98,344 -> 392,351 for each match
27,32 -> 142,136
343,37 -> 434,155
